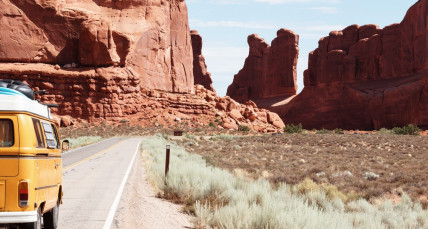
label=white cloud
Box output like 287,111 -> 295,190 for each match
254,0 -> 340,4
190,19 -> 278,30
304,24 -> 345,31
190,19 -> 344,34
204,46 -> 248,73
203,46 -> 249,96
308,6 -> 338,14
187,0 -> 247,4
188,0 -> 339,5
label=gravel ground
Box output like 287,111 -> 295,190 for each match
172,133 -> 428,207
112,153 -> 194,229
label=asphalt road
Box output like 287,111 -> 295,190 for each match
58,137 -> 142,229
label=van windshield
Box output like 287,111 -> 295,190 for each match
0,119 -> 14,147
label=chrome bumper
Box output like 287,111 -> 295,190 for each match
0,211 -> 37,223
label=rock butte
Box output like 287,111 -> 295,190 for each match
283,0 -> 428,130
227,29 -> 299,115
191,30 -> 215,92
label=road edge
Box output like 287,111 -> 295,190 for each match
102,138 -> 142,229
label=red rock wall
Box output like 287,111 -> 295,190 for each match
284,0 -> 428,130
0,64 -> 143,120
0,63 -> 285,131
227,29 -> 299,104
0,0 -> 194,93
190,30 -> 215,92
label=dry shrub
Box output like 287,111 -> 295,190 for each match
296,178 -> 359,203
142,136 -> 428,229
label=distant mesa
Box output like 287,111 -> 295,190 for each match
283,0 -> 428,130
227,29 -> 299,115
191,30 -> 215,92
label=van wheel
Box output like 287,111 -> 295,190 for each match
43,201 -> 59,229
21,208 -> 41,229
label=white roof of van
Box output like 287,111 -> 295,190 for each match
0,88 -> 52,120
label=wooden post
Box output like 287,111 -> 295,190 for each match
165,145 -> 170,184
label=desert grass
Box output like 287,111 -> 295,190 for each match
142,136 -> 428,229
173,133 -> 428,206
64,136 -> 103,149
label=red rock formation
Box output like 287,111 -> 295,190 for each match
227,29 -> 298,117
0,63 -> 284,131
195,85 -> 285,131
0,0 -> 194,93
191,30 -> 215,92
284,0 -> 428,130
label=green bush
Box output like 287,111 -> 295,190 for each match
120,119 -> 130,124
238,125 -> 250,132
392,124 -> 421,135
334,128 -> 344,134
378,128 -> 393,135
209,122 -> 217,128
284,123 -> 303,134
316,128 -> 330,134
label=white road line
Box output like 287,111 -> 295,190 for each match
102,139 -> 142,229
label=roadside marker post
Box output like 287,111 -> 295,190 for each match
165,145 -> 170,184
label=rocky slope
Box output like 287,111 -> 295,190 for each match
191,30 -> 215,92
227,29 -> 299,114
283,0 -> 428,130
0,63 -> 284,131
0,0 -> 194,93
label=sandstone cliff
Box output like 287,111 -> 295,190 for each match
227,29 -> 299,107
283,0 -> 428,130
0,63 -> 285,131
0,0 -> 194,93
191,30 -> 215,92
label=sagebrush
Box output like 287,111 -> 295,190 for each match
141,136 -> 428,229
65,136 -> 103,149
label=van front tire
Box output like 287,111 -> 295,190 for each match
21,208 -> 41,229
43,202 -> 59,229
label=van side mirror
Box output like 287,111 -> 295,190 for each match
62,140 -> 69,152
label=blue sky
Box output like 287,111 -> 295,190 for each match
187,0 -> 418,96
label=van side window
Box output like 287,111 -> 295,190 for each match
0,119 -> 14,147
32,118 -> 45,148
51,124 -> 60,149
42,122 -> 57,149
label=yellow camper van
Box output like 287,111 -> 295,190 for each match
0,80 -> 63,229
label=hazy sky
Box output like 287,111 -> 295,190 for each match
187,0 -> 418,96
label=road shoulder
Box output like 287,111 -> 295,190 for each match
112,152 -> 194,229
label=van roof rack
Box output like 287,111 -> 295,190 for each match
0,80 -> 55,120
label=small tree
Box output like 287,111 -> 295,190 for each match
238,125 -> 250,132
284,123 -> 303,134
209,122 -> 217,128
334,128 -> 344,134
392,124 -> 420,135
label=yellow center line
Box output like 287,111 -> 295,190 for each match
63,139 -> 127,171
